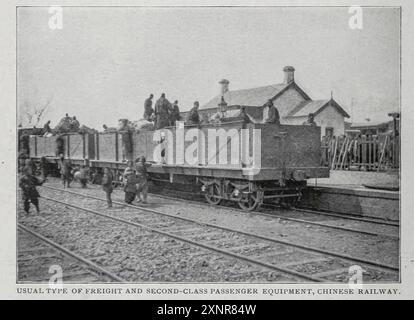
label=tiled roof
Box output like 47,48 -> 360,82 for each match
286,99 -> 350,118
202,83 -> 289,109
287,100 -> 330,117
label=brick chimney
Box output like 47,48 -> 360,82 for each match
219,79 -> 230,96
283,66 -> 295,84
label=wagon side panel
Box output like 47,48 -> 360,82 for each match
97,133 -> 118,162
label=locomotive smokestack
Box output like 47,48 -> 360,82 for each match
283,66 -> 295,84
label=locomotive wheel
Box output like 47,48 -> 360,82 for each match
238,191 -> 260,211
204,184 -> 222,205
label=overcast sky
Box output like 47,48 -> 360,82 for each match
17,6 -> 400,128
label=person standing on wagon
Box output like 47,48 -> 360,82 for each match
263,99 -> 280,124
135,156 -> 151,204
143,94 -> 154,121
154,93 -> 172,130
186,101 -> 201,125
169,100 -> 181,126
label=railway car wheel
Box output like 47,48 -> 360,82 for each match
238,192 -> 260,211
204,184 -> 222,205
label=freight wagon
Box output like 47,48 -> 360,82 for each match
23,121 -> 329,210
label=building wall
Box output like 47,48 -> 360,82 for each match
314,105 -> 345,137
283,105 -> 345,137
273,86 -> 307,118
282,116 -> 307,126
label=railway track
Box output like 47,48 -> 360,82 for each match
155,185 -> 399,227
291,206 -> 399,227
20,201 -> 299,283
38,184 -> 399,283
148,188 -> 399,239
42,180 -> 399,238
18,225 -> 124,283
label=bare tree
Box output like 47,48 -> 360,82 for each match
18,97 -> 53,127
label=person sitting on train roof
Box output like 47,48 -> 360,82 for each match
42,120 -> 52,137
102,124 -> 117,133
239,106 -> 254,124
143,94 -> 154,121
169,100 -> 181,126
303,113 -> 317,126
154,93 -> 172,130
262,99 -> 280,124
186,101 -> 201,125
70,116 -> 80,132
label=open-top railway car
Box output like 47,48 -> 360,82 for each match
21,120 -> 329,210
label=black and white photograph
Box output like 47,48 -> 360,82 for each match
1,0 -> 411,301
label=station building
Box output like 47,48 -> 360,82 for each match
198,66 -> 350,137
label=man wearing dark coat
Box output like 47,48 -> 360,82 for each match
102,167 -> 114,208
60,157 -> 73,188
143,94 -> 154,121
169,100 -> 181,126
186,101 -> 200,125
70,116 -> 80,132
123,168 -> 138,204
154,93 -> 171,130
263,99 -> 280,124
19,168 -> 43,214
43,120 -> 52,135
135,156 -> 151,204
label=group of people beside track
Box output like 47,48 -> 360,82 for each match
19,155 -> 152,214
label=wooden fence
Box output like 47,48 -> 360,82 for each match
321,134 -> 399,171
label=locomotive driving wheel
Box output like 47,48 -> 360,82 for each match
204,184 -> 222,205
238,191 -> 261,211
